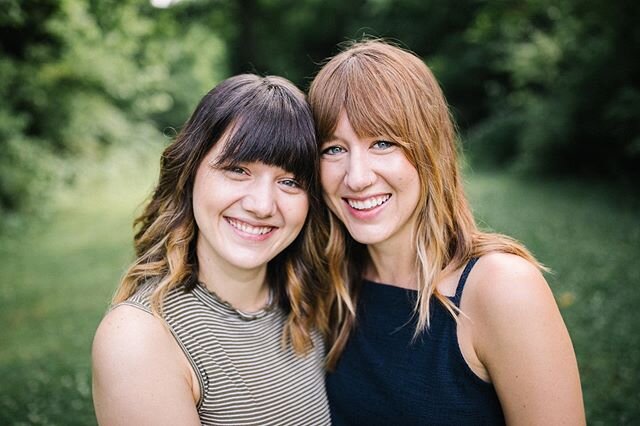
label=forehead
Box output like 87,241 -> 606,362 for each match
326,108 -> 395,142
328,111 -> 362,141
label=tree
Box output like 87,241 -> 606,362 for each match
0,0 -> 226,224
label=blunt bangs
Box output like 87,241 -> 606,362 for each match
311,44 -> 414,148
342,62 -> 409,145
310,41 -> 445,171
215,80 -> 317,190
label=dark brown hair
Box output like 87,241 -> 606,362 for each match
114,74 -> 330,353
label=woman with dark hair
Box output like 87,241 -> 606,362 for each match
92,74 -> 331,425
310,41 -> 585,425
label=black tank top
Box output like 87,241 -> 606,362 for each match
326,258 -> 505,425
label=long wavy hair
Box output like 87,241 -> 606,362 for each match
309,40 -> 544,369
113,74 -> 330,354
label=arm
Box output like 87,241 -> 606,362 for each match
468,253 -> 585,425
92,305 -> 201,426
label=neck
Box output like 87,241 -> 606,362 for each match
365,239 -> 418,290
196,253 -> 270,313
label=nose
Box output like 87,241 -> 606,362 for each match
242,179 -> 277,218
344,151 -> 375,192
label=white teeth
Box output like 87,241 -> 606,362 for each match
228,219 -> 273,235
347,195 -> 391,211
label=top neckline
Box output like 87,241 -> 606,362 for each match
194,281 -> 276,321
361,257 -> 479,307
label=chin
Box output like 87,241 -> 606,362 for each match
226,255 -> 271,271
348,231 -> 386,246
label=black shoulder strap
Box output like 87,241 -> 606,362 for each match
452,257 -> 479,307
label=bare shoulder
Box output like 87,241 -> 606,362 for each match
465,252 -> 552,315
92,304 -> 185,399
459,251 -> 558,363
474,251 -> 545,285
461,252 -> 585,424
92,305 -> 201,425
92,304 -> 174,365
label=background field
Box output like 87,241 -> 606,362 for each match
2,0 -> 639,424
1,146 -> 638,425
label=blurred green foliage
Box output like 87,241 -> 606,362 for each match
0,0 -> 225,225
1,1 -> 639,423
1,0 -> 638,227
194,0 -> 639,179
463,0 -> 640,177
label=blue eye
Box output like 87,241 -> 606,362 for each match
280,178 -> 300,188
372,140 -> 395,149
321,146 -> 346,155
228,166 -> 248,174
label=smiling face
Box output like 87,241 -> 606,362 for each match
192,140 -> 309,276
320,111 -> 421,250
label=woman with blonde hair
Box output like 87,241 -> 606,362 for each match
92,74 -> 331,425
310,40 -> 585,425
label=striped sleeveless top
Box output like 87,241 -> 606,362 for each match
122,282 -> 331,425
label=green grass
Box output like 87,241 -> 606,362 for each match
467,170 -> 640,425
0,146 -> 160,426
1,152 -> 638,424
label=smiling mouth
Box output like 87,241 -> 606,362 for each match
226,218 -> 275,235
345,194 -> 391,211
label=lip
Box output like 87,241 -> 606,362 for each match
224,217 -> 277,241
341,193 -> 391,219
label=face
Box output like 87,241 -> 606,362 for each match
320,111 -> 421,250
192,140 -> 309,275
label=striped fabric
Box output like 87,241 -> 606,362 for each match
122,282 -> 331,425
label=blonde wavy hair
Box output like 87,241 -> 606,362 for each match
309,40 -> 544,369
113,74 -> 330,354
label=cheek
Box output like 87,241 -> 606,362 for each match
320,162 -> 342,193
192,164 -> 215,206
191,179 -> 206,218
283,196 -> 309,229
191,195 -> 210,239
403,171 -> 422,213
394,156 -> 420,186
